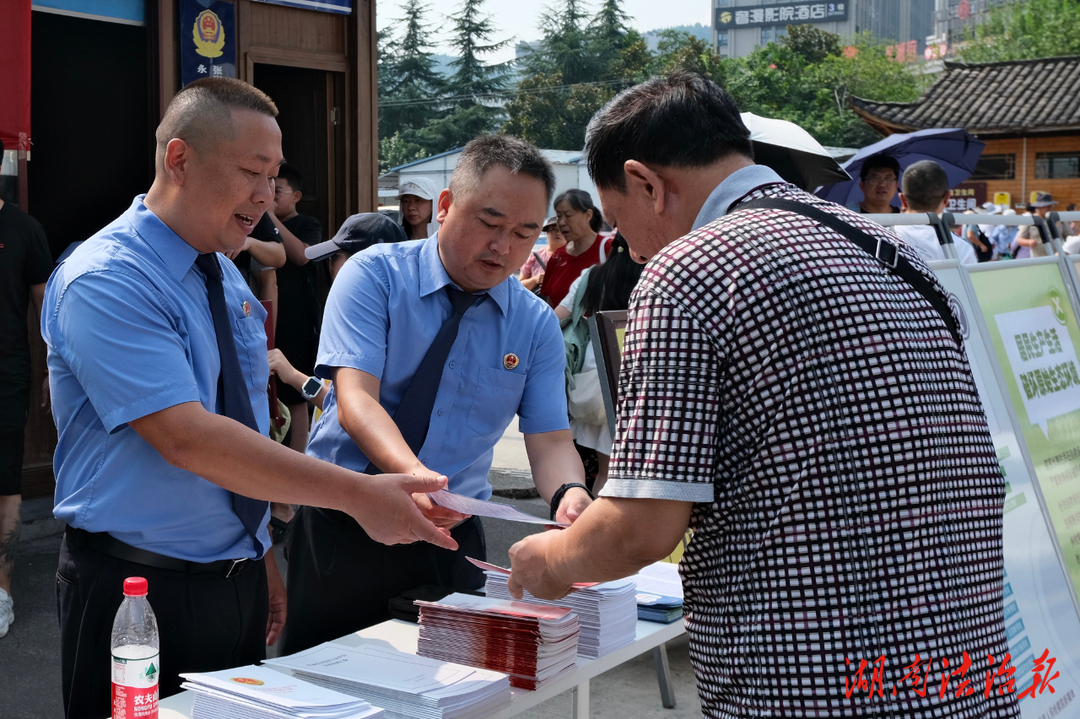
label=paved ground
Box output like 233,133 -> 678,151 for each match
0,427 -> 701,718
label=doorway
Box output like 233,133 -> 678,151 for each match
253,64 -> 345,239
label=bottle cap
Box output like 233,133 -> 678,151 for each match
123,577 -> 148,597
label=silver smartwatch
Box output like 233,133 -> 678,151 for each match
300,376 -> 322,401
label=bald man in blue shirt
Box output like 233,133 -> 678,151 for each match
44,78 -> 459,719
282,136 -> 592,653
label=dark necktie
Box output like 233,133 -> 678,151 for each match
365,286 -> 483,473
195,253 -> 270,555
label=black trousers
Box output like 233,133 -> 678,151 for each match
281,506 -> 486,655
57,534 -> 268,719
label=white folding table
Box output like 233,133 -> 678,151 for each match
156,617 -> 685,719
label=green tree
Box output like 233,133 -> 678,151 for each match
956,0 -> 1080,62
446,0 -> 513,101
502,72 -> 618,149
590,0 -> 633,70
379,131 -> 427,175
522,0 -> 603,85
780,24 -> 842,64
380,0 -> 444,137
721,30 -> 927,147
650,29 -> 726,79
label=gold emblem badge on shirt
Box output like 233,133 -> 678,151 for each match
503,353 -> 519,370
242,301 -> 251,317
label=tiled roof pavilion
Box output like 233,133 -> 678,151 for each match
850,56 -> 1080,136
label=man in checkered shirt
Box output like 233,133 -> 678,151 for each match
508,72 -> 1020,717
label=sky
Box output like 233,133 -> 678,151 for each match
376,0 -> 712,65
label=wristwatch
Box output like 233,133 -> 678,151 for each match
300,376 -> 322,402
549,482 -> 595,521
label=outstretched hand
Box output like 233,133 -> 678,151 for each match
349,474 -> 462,550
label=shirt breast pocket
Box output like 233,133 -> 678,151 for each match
466,366 -> 526,440
234,316 -> 269,393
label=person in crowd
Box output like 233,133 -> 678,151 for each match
1014,193 -> 1057,257
269,349 -> 328,411
226,212 -> 286,278
305,211 -> 409,281
848,154 -> 901,214
519,216 -> 566,293
398,177 -> 440,240
975,201 -> 1001,261
1011,205 -> 1036,258
265,162 -> 322,460
991,208 -> 1018,259
893,159 -> 976,265
554,232 -> 642,493
282,135 -> 591,654
226,212 -> 285,331
541,189 -> 613,308
44,77 -> 461,719
0,160 -> 53,641
1063,204 -> 1080,254
962,209 -> 993,262
267,213 -> 409,436
1067,203 -> 1079,238
507,72 -> 1020,719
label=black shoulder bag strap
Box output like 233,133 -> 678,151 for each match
736,197 -> 962,347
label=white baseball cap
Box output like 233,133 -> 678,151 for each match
397,177 -> 439,201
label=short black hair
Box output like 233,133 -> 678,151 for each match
859,154 -> 901,182
585,71 -> 753,192
156,77 -> 278,174
900,160 -> 949,212
449,135 -> 556,204
276,162 -> 303,193
553,189 -> 604,233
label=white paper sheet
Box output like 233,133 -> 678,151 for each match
429,490 -> 568,527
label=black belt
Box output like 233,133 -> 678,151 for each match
65,526 -> 257,579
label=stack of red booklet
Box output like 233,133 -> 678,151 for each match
416,594 -> 579,691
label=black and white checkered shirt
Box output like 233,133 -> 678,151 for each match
604,172 -> 1020,717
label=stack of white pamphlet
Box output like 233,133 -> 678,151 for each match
483,570 -> 637,659
263,643 -> 511,719
416,593 -> 579,690
180,664 -> 383,719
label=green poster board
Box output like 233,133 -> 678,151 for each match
970,263 -> 1080,602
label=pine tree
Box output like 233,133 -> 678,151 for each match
591,0 -> 631,50
381,0 -> 444,136
523,0 -> 601,85
447,0 -> 513,103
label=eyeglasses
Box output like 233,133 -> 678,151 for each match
864,174 -> 898,186
274,187 -> 297,197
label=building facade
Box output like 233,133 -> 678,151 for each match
712,0 -> 935,59
852,56 -> 1080,214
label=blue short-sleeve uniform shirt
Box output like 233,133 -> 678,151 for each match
43,197 -> 272,562
306,235 -> 568,500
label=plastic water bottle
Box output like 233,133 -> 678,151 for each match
111,577 -> 160,719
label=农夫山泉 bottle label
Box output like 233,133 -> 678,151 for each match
112,652 -> 159,718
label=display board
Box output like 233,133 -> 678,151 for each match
940,263 -> 1080,714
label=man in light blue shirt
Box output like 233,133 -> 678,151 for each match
283,135 -> 591,652
45,78 -> 457,719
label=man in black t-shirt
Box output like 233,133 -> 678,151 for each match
267,163 -> 322,457
0,195 -> 53,639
